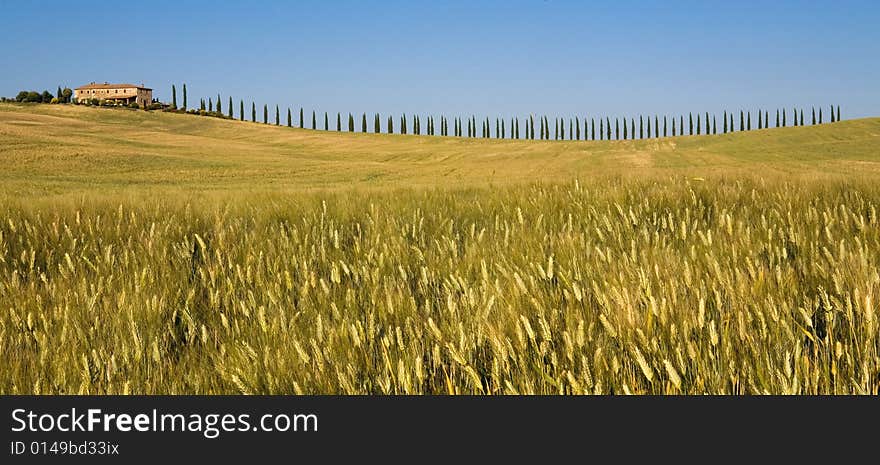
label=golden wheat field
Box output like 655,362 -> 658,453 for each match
1,104 -> 879,394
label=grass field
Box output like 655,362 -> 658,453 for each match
1,103 -> 879,394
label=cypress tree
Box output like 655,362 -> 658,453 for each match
696,114 -> 701,135
288,108 -> 292,127
655,116 -> 659,138
300,108 -> 304,128
663,116 -> 667,137
705,113 -> 710,134
375,114 -> 380,133
530,116 -> 535,140
782,108 -> 786,127
758,110 -> 762,129
350,113 -> 355,132
276,105 -> 280,126
776,109 -> 780,128
575,118 -> 581,140
729,114 -> 733,132
630,118 -> 635,140
747,112 -> 751,131
819,107 -> 823,124
723,111 -> 728,133
516,118 -> 520,139
239,100 -> 244,121
765,111 -> 768,129
836,105 -> 840,122
712,116 -> 716,135
263,104 -> 268,124
337,113 -> 341,131
324,112 -> 328,130
812,107 -> 816,125
228,97 -> 233,118
623,118 -> 628,140
555,119 -> 559,140
217,95 -> 221,114
606,117 -> 611,140
171,85 -> 177,109
251,102 -> 256,122
182,84 -> 187,110
800,109 -> 804,126
402,115 -> 407,135
312,110 -> 316,129
672,117 -> 676,136
591,118 -> 596,140
740,111 -> 744,131
639,116 -> 644,139
560,118 -> 565,140
599,118 -> 604,140
388,115 -> 394,134
615,119 -> 620,140
362,113 -> 367,133
208,98 -> 213,112
830,105 -> 835,123
502,119 -> 506,138
689,113 -> 693,135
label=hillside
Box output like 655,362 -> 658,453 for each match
1,103 -> 879,198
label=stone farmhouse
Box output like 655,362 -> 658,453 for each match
74,82 -> 153,106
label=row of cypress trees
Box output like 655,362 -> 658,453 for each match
172,86 -> 842,140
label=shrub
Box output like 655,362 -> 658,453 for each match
129,102 -> 140,109
148,103 -> 163,110
50,98 -> 60,104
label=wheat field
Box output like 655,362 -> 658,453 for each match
1,104 -> 879,394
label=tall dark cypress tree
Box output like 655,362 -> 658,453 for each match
606,117 -> 611,140
830,105 -> 835,123
663,116 -> 667,137
819,108 -> 823,124
812,107 -> 816,125
591,118 -> 596,140
836,105 -> 840,122
696,114 -> 701,135
240,100 -> 244,121
630,118 -> 635,140
705,113 -> 710,134
747,112 -> 751,131
362,113 -> 367,133
765,111 -> 769,129
783,108 -> 787,127
639,116 -> 644,139
337,113 -> 342,131
623,118 -> 628,140
516,118 -> 520,139
300,108 -> 304,128
680,116 -> 684,136
723,111 -> 728,133
599,118 -> 604,140
228,97 -> 233,118
740,111 -> 744,131
217,94 -> 221,114
171,85 -> 177,109
776,109 -> 780,128
251,102 -> 256,122
689,113 -> 693,135
375,114 -> 380,133
712,116 -> 716,135
324,112 -> 328,130
263,104 -> 268,124
758,110 -> 763,129
672,117 -> 676,136
655,116 -> 659,138
312,110 -> 316,129
350,113 -> 355,132
276,105 -> 280,126
208,98 -> 213,112
800,109 -> 804,127
530,116 -> 535,140
182,84 -> 187,110
388,115 -> 394,134
288,108 -> 292,127
502,119 -> 506,138
615,119 -> 620,141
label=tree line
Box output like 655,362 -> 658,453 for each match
9,86 -> 73,104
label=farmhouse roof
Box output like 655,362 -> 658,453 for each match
75,82 -> 152,91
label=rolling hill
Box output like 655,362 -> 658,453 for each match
1,103 -> 879,198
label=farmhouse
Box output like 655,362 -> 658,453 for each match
74,82 -> 153,106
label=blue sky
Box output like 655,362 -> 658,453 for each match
1,0 -> 877,119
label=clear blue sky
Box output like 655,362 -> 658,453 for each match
1,0 -> 878,120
